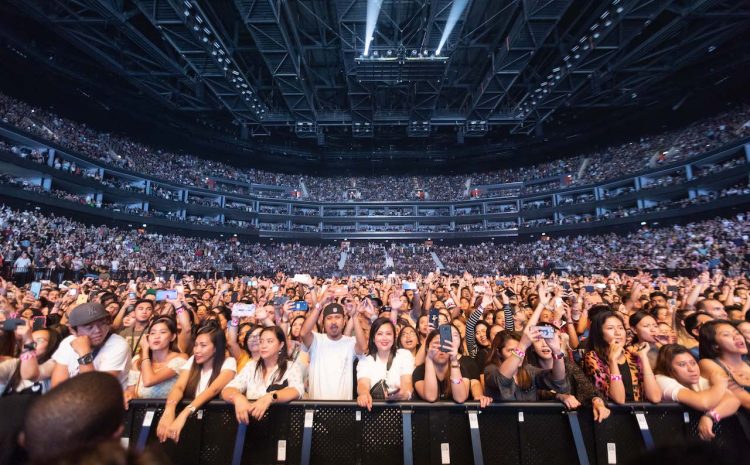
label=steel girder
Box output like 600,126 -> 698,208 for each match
233,0 -> 317,123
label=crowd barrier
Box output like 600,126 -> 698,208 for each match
124,400 -> 750,465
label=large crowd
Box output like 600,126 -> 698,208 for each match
1,92 -> 748,203
2,247 -> 750,463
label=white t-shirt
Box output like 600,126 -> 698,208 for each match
655,374 -> 711,402
225,359 -> 305,400
356,349 -> 415,390
307,332 -> 357,400
181,356 -> 237,396
52,334 -> 132,388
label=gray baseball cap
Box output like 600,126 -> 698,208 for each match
67,302 -> 110,327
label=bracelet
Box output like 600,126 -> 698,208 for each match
141,358 -> 151,363
511,348 -> 525,359
450,363 -> 460,369
552,352 -> 565,360
610,374 -> 623,382
175,307 -> 185,315
166,399 -> 178,406
705,409 -> 720,423
450,378 -> 463,385
228,318 -> 239,327
20,351 -> 37,361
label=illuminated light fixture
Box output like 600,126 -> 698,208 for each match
363,0 -> 384,56
436,0 -> 469,56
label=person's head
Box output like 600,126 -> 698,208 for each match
244,325 -> 263,356
586,311 -> 626,360
23,372 -> 124,463
685,312 -> 713,340
697,299 -> 727,320
290,316 -> 306,340
699,320 -> 748,360
368,318 -> 397,359
629,311 -> 658,344
733,320 -> 750,345
398,325 -> 419,352
651,306 -> 670,323
68,302 -> 112,348
417,315 -> 429,337
656,322 -> 676,345
726,305 -> 744,322
475,320 -> 490,347
528,323 -> 563,365
424,330 -> 451,365
145,316 -> 178,356
654,344 -> 701,386
104,300 -> 120,318
132,300 -> 154,324
31,328 -> 61,363
258,326 -> 287,365
649,291 -> 668,308
322,303 -> 346,339
185,321 -> 226,398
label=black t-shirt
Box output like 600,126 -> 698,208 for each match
412,361 -> 472,401
618,361 -> 635,402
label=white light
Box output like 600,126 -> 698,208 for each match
616,6 -> 624,13
363,0 -> 384,56
436,0 -> 469,56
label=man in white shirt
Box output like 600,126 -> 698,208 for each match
51,302 -> 131,389
300,300 -> 367,399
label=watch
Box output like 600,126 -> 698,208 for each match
187,404 -> 197,415
23,341 -> 37,352
77,352 -> 94,365
552,352 -> 565,360
271,392 -> 278,402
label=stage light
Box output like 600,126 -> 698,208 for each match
436,0 -> 469,56
364,0 -> 384,56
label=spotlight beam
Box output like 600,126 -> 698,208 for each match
436,0 -> 469,56
364,0 -> 384,56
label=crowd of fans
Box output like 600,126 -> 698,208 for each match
2,249 -> 750,463
2,92 -> 748,203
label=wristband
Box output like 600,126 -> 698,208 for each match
610,374 -> 623,382
20,351 -> 37,361
229,318 -> 239,327
450,363 -> 460,369
552,352 -> 565,360
705,409 -> 720,423
450,378 -> 463,385
511,348 -> 525,359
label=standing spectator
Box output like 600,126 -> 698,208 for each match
12,252 -> 30,286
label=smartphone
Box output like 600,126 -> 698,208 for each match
667,285 -> 679,293
155,290 -> 177,301
68,288 -> 78,297
428,308 -> 439,329
231,291 -> 239,303
438,324 -> 453,352
30,282 -> 42,299
292,300 -> 309,312
584,285 -> 595,293
536,326 -> 556,339
32,316 -> 46,331
272,285 -> 279,293
562,282 -> 571,291
272,296 -> 289,307
402,282 -> 417,291
128,292 -> 137,300
504,288 -> 516,297
2,318 -> 26,332
496,280 -> 504,287
473,285 -> 485,294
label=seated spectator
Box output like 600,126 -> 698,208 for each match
356,318 -> 415,411
125,316 -> 188,403
583,310 -> 661,404
221,326 -> 303,423
51,302 -> 131,389
654,344 -> 740,440
156,321 -> 236,443
23,372 -> 125,463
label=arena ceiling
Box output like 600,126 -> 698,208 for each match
0,0 -> 749,160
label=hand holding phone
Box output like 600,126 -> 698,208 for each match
438,324 -> 453,353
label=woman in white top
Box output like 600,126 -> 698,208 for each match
125,316 -> 188,403
156,321 -> 236,443
222,326 -> 304,424
356,318 -> 415,411
654,344 -> 740,441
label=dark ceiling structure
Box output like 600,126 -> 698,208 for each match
0,0 -> 748,164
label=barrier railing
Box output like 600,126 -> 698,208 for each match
124,400 -> 750,465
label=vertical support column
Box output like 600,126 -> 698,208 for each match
300,409 -> 315,465
230,423 -> 247,465
467,410 -> 484,465
402,408 -> 413,465
685,165 -> 693,181
47,148 -> 55,167
634,410 -> 655,450
135,409 -> 156,452
145,180 -> 151,195
566,411 -> 590,465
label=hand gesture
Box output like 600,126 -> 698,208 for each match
139,332 -> 151,355
71,335 -> 92,357
248,394 -> 273,420
607,341 -> 624,363
357,392 -> 374,411
557,393 -> 581,410
519,325 -> 539,350
592,399 -> 611,423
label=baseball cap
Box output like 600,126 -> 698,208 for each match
322,303 -> 344,318
67,302 -> 110,327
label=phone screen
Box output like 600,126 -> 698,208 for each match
438,324 -> 453,352
30,282 -> 42,299
292,300 -> 309,312
32,316 -> 46,331
428,309 -> 439,329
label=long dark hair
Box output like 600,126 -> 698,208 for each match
424,330 -> 452,398
145,316 -> 179,358
2,328 -> 61,396
367,318 -> 398,362
398,324 -> 420,352
184,321 -> 227,399
629,311 -> 656,345
253,326 -> 289,386
699,320 -> 734,360
654,344 -> 694,378
475,321 -> 491,347
586,311 -> 625,361
487,330 -> 531,390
